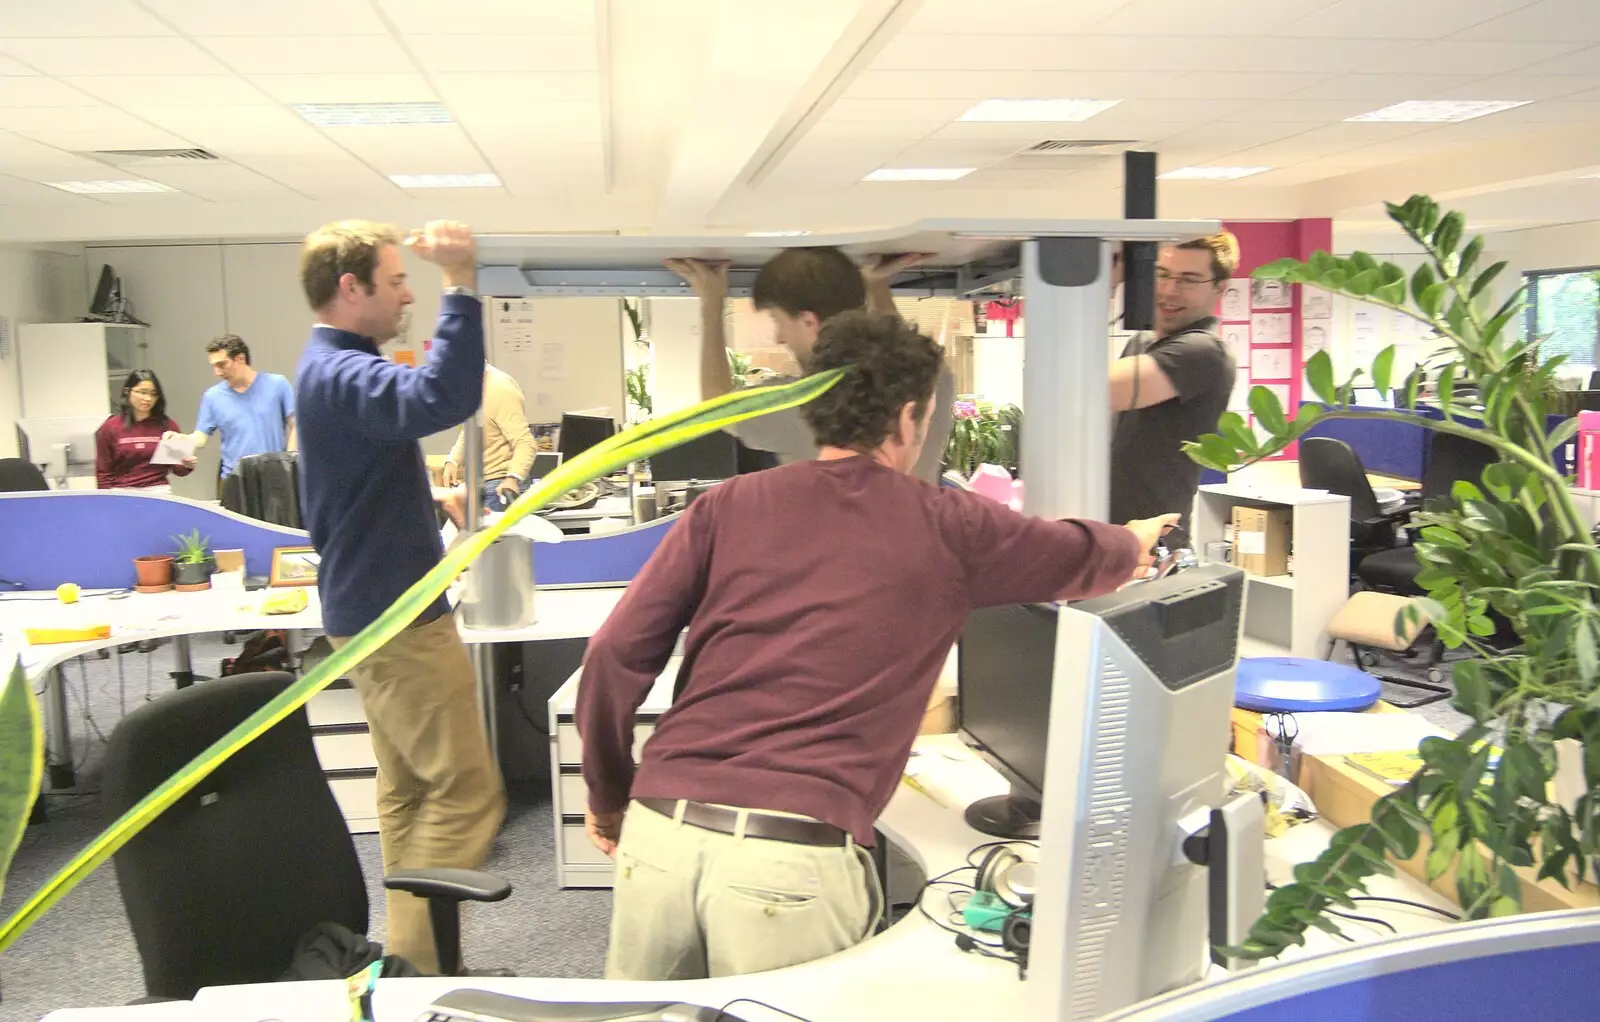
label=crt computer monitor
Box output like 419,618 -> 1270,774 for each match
649,431 -> 738,484
558,413 -> 615,463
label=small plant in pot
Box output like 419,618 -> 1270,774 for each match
170,530 -> 214,592
133,553 -> 173,593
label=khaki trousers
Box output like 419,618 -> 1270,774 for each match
329,612 -> 506,973
605,799 -> 883,981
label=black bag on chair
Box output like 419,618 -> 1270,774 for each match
227,452 -> 302,529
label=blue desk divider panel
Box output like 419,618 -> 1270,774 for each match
1301,405 -> 1430,481
0,491 -> 668,592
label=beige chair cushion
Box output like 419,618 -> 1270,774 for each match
1327,590 -> 1429,651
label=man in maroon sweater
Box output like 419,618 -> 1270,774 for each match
577,311 -> 1176,981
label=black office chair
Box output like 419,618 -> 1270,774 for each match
223,452 -> 301,528
0,457 -> 48,491
1298,438 -> 1408,572
103,672 -> 510,1000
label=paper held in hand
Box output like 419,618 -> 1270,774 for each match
150,432 -> 195,465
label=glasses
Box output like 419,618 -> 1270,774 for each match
129,387 -> 159,398
1156,269 -> 1220,291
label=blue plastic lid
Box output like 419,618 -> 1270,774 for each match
1235,656 -> 1381,713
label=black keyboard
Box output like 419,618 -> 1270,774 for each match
416,989 -> 748,1022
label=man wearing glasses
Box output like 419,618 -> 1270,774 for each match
1109,232 -> 1239,543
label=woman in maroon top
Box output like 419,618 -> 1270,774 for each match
96,370 -> 197,490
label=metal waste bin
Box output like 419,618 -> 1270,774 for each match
460,533 -> 536,631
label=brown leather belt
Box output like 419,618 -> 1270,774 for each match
637,797 -> 849,847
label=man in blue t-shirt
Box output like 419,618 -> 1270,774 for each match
172,334 -> 296,480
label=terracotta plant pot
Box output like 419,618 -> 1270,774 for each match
173,559 -> 214,591
133,555 -> 173,593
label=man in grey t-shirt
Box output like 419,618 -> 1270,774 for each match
1109,233 -> 1239,541
666,248 -> 955,485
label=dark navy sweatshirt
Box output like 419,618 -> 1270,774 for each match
295,293 -> 484,637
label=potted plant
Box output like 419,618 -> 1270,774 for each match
133,553 -> 173,593
945,398 -> 1021,477
1185,194 -> 1599,959
171,530 -> 214,592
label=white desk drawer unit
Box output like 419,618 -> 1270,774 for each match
548,659 -> 680,888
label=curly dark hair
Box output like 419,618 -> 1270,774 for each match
751,246 -> 866,324
801,310 -> 943,452
206,334 -> 250,364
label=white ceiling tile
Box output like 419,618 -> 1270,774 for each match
0,173 -> 102,204
0,37 -> 227,76
806,119 -> 936,142
1516,45 -> 1600,75
1451,1 -> 1600,43
199,35 -> 414,75
1287,73 -> 1485,100
1097,98 -> 1253,123
0,57 -> 37,76
0,131 -> 126,178
842,69 -> 1181,102
128,104 -> 345,155
1283,0 -> 1534,39
1220,98 -> 1392,122
141,0 -> 389,35
0,2 -> 172,38
1433,75 -> 1596,101
453,101 -> 601,131
903,0 -> 1129,34
226,155 -> 392,198
1389,40 -> 1591,77
377,0 -> 598,35
890,138 -> 1034,167
432,72 -> 598,106
870,34 -> 1208,72
135,162 -> 299,199
320,124 -> 488,174
822,96 -> 971,124
1093,0 -> 1347,37
63,75 -> 267,107
406,35 -> 597,73
1248,163 -> 1364,185
1167,72 -> 1336,99
938,165 -> 1095,190
1212,37 -> 1419,74
0,106 -> 194,151
0,76 -> 98,106
925,121 -> 1120,143
249,73 -> 438,104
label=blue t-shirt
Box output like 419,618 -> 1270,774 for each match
195,372 -> 295,477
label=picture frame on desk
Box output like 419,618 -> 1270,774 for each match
269,546 -> 319,587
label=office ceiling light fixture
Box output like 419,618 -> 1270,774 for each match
292,102 -> 453,127
389,173 -> 501,188
959,98 -> 1122,122
45,179 -> 176,194
1158,166 -> 1271,181
1346,100 -> 1530,123
863,167 -> 975,182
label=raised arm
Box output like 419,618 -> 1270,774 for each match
859,253 -> 932,317
665,258 -> 734,400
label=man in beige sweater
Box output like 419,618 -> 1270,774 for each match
441,363 -> 537,511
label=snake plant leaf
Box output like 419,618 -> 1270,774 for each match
0,658 -> 43,907
0,368 -> 844,952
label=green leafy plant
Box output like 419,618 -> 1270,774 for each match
0,661 -> 43,907
945,398 -> 1021,476
0,371 -> 844,953
625,364 -> 653,418
1184,194 -> 1600,959
170,529 -> 210,565
727,348 -> 753,387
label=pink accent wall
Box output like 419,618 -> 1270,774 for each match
1223,218 -> 1333,460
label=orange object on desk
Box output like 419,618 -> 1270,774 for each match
25,624 -> 112,645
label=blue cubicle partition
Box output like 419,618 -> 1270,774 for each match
1100,908 -> 1600,1022
0,492 -> 671,591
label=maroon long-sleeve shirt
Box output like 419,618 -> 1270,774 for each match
95,415 -> 193,489
576,455 -> 1141,845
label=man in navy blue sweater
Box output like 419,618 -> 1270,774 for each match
295,219 -> 505,973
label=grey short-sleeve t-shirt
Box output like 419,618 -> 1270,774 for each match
730,365 -> 956,485
1109,317 -> 1234,533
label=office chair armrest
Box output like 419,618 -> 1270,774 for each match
385,867 -> 512,903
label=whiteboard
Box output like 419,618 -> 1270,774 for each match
486,296 -> 625,427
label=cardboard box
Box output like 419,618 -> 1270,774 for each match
1230,505 -> 1291,577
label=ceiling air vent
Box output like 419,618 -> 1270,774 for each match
84,148 -> 224,167
1018,140 -> 1140,155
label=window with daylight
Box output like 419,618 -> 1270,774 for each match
1525,269 -> 1600,373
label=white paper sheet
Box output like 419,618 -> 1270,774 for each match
149,432 -> 195,466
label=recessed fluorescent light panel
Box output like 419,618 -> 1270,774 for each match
1346,100 -> 1530,123
46,179 -> 175,194
1158,166 -> 1271,181
959,98 -> 1121,122
745,230 -> 812,237
863,167 -> 975,182
292,102 -> 453,127
389,173 -> 501,188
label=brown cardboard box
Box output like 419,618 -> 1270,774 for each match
1230,505 -> 1291,577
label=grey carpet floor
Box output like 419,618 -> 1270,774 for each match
0,635 -> 611,1022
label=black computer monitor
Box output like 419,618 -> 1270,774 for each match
558,413 -> 615,463
957,602 -> 1059,839
528,452 -> 562,482
649,431 -> 738,483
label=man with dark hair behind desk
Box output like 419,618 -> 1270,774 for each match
577,310 -> 1177,981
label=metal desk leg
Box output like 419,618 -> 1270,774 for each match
43,666 -> 74,790
284,628 -> 303,672
171,634 -> 196,689
472,643 -> 500,777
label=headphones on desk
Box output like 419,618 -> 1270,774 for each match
966,844 -> 1036,966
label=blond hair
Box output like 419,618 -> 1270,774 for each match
300,220 -> 401,310
1176,231 -> 1240,281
